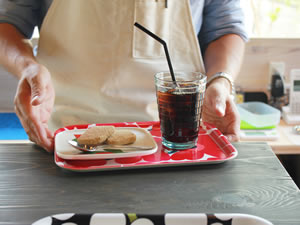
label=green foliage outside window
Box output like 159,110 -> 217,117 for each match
243,0 -> 300,38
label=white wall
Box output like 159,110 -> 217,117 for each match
236,38 -> 300,92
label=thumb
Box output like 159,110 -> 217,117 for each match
214,97 -> 226,117
28,74 -> 45,106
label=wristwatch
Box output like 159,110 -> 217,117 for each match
206,72 -> 235,96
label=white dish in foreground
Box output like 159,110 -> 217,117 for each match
55,127 -> 158,160
32,213 -> 273,225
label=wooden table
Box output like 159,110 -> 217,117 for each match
241,120 -> 300,155
0,142 -> 300,225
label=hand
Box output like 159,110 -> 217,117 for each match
14,63 -> 55,152
202,79 -> 240,142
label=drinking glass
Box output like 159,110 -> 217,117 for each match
155,72 -> 206,149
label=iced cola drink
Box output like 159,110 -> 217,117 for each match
155,72 -> 206,149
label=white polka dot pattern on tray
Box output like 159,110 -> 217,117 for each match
32,213 -> 273,225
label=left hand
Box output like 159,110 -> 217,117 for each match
202,78 -> 240,142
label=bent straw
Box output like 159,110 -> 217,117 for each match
134,22 -> 177,85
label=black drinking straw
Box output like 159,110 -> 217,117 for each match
134,22 -> 177,84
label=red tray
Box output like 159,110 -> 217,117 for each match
54,121 -> 238,172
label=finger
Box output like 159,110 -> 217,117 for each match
16,105 -> 54,152
207,94 -> 226,117
225,119 -> 240,142
225,134 -> 240,142
214,97 -> 226,117
34,123 -> 54,152
224,100 -> 241,141
45,126 -> 54,139
27,70 -> 46,106
29,112 -> 54,152
205,86 -> 227,117
27,121 -> 54,152
31,95 -> 40,106
15,106 -> 39,142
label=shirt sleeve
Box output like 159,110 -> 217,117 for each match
199,0 -> 249,52
0,0 -> 41,39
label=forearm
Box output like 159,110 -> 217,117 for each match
204,34 -> 245,83
0,23 -> 37,79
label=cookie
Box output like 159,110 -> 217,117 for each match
107,130 -> 136,145
77,126 -> 115,146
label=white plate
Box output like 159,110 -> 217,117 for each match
55,127 -> 158,160
32,213 -> 273,225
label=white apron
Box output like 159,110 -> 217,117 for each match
37,0 -> 205,131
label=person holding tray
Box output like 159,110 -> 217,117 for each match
0,0 -> 248,152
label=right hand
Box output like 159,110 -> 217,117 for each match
14,63 -> 55,152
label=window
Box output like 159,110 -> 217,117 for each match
241,0 -> 300,38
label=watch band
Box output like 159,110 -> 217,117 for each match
206,72 -> 235,96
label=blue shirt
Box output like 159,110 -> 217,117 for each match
0,0 -> 248,50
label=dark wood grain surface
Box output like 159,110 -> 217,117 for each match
0,142 -> 299,225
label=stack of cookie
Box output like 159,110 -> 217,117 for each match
77,126 -> 136,146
